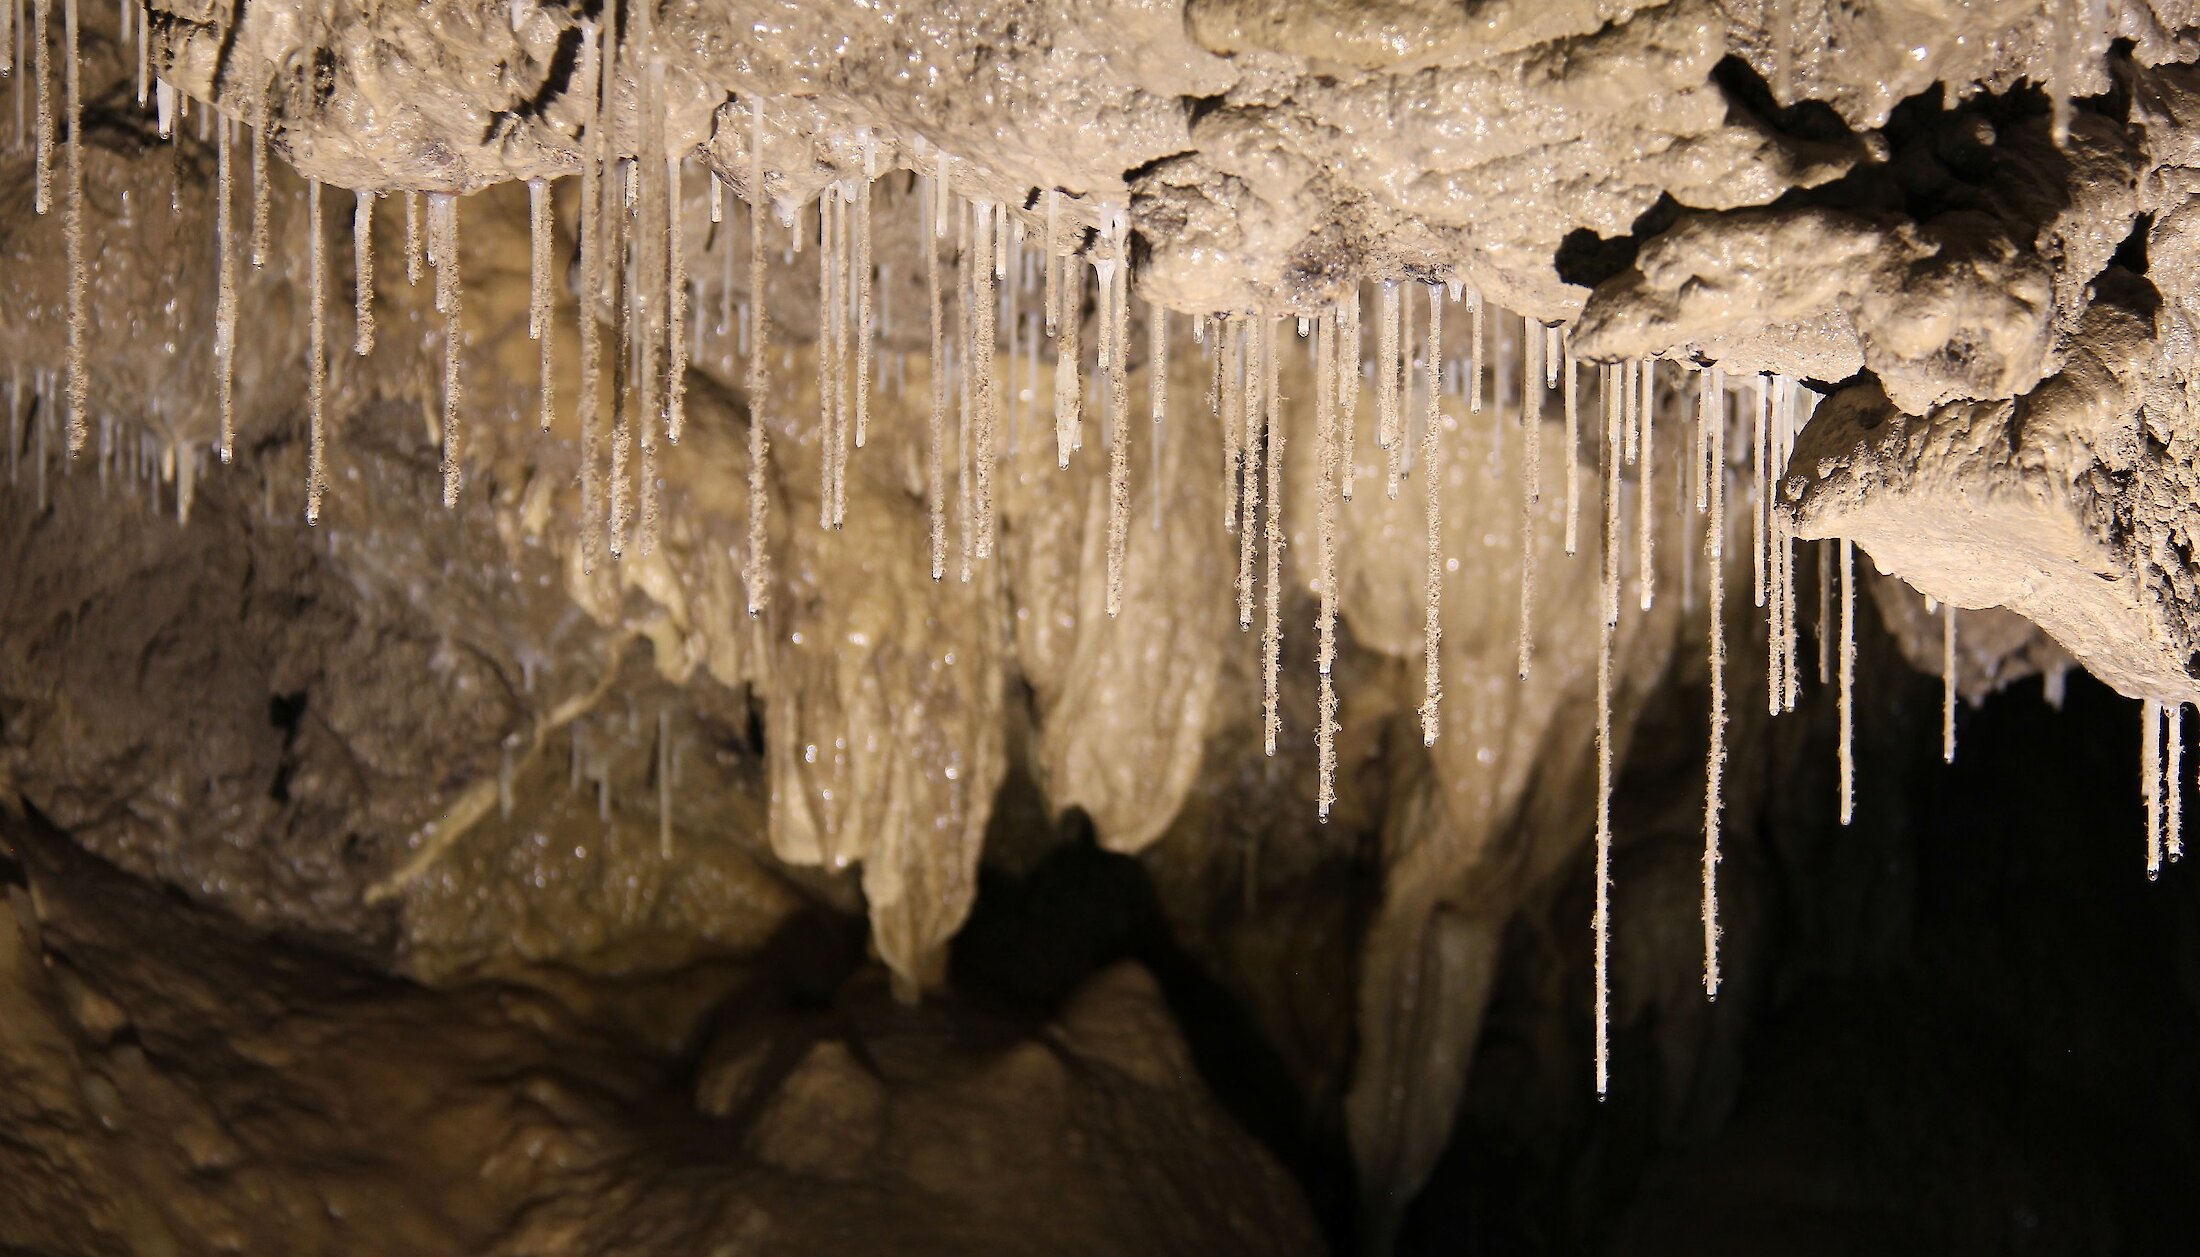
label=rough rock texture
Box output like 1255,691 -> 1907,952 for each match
10,0 -> 2200,1249
0,808 -> 1319,1255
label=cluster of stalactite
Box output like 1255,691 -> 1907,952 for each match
2,0 -> 2167,1094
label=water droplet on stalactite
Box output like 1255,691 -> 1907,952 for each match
1420,284 -> 1443,747
1703,364 -> 1728,1000
1238,318 -> 1263,634
1520,315 -> 1540,679
430,191 -> 463,508
1638,359 -> 1655,612
1942,601 -> 1958,764
31,0 -> 48,214
1378,281 -> 1402,498
1838,536 -> 1856,826
1315,308 -> 1340,819
60,0 -> 82,454
2146,697 -> 2164,877
305,179 -> 326,524
744,95 -> 773,614
214,118 -> 238,462
1563,341 -> 1580,555
1262,315 -> 1287,756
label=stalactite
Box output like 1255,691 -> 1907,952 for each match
1636,359 -> 1653,611
250,91 -> 271,268
600,3 -> 628,555
215,116 -> 237,463
854,164 -> 873,450
1223,318 -> 1243,533
405,189 -> 422,285
1604,365 -> 1623,631
1378,281 -> 1401,497
1042,188 -> 1059,334
1752,374 -> 1768,609
925,162 -> 946,578
608,162 -> 632,556
31,0 -> 47,213
573,26 -> 604,568
13,0 -> 25,155
1149,303 -> 1167,533
527,178 -> 554,429
1421,286 -> 1443,747
1942,602 -> 1958,764
354,190 -> 376,356
1838,536 -> 1855,826
60,0 -> 81,452
954,201 -> 973,581
954,241 -> 972,585
1519,315 -> 1540,679
1315,309 -> 1339,819
1103,258 -> 1128,618
1563,343 -> 1580,555
1339,282 -> 1360,501
1262,314 -> 1286,755
1468,289 -> 1484,415
306,179 -> 326,523
1053,244 -> 1082,469
1703,361 -> 1727,1000
1595,341 -> 1621,1098
2171,703 -> 2185,862
744,95 -> 772,612
1778,380 -> 1800,712
427,193 -> 464,508
973,199 -> 998,562
1238,318 -> 1263,633
1818,538 -> 1833,684
2146,697 -> 2164,877
818,189 -> 840,531
666,156 -> 688,446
